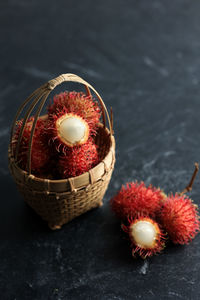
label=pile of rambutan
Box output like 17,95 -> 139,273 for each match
12,91 -> 101,179
110,164 -> 200,259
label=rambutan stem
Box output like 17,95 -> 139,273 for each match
110,107 -> 114,135
179,163 -> 199,196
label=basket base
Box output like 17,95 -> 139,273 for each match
47,200 -> 103,230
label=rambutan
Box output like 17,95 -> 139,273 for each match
110,182 -> 165,220
58,141 -> 99,178
48,91 -> 101,130
122,216 -> 166,258
47,110 -> 91,153
47,91 -> 102,155
160,194 -> 200,245
12,117 -> 51,175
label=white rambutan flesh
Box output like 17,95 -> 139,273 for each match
56,114 -> 89,147
130,220 -> 157,249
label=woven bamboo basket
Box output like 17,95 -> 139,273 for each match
8,73 -> 115,229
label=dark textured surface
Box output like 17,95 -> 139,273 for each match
1,1 -> 200,299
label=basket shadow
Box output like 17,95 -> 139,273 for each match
2,175 -> 141,268
1,176 -> 147,272
70,203 -> 145,267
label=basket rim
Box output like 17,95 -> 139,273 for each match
8,125 -> 115,193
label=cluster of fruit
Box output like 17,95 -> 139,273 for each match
12,91 -> 101,179
110,165 -> 200,259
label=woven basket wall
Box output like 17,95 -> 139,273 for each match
8,74 -> 115,229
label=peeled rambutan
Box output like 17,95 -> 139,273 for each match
160,194 -> 200,245
58,141 -> 99,178
48,91 -> 101,129
47,110 -> 92,154
12,118 -> 51,175
122,216 -> 166,258
110,182 -> 165,220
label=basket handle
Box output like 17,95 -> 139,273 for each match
10,73 -> 113,175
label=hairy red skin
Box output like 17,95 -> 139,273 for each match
48,91 -> 101,128
12,118 -> 51,175
58,141 -> 99,178
160,194 -> 200,245
110,182 -> 165,220
122,216 -> 166,259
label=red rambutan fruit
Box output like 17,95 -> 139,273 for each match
122,216 -> 166,258
110,182 -> 165,220
160,194 -> 200,245
12,118 -> 51,175
47,91 -> 102,155
48,91 -> 101,129
58,141 -> 99,178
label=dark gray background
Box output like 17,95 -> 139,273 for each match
1,1 -> 200,299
